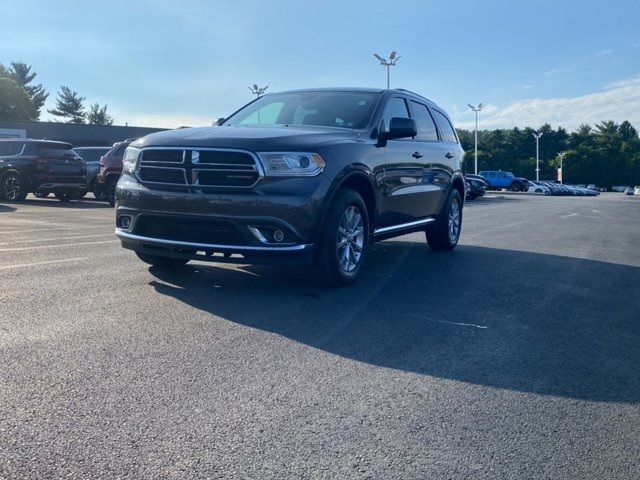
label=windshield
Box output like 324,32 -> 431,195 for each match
224,91 -> 380,129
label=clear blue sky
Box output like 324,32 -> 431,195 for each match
2,0 -> 639,130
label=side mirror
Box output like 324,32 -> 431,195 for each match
212,117 -> 226,126
379,117 -> 417,143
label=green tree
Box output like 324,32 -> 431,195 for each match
47,86 -> 86,123
7,62 -> 48,120
86,103 -> 114,125
0,76 -> 33,120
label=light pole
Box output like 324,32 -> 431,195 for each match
468,103 -> 484,175
558,152 -> 566,184
532,131 -> 544,181
249,84 -> 268,98
373,51 -> 401,89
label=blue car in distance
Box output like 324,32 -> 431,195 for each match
479,170 -> 528,191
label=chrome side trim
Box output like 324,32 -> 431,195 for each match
374,218 -> 436,235
115,230 -> 311,252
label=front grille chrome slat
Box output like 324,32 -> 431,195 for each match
137,147 -> 261,188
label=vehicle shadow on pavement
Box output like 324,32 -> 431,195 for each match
148,242 -> 640,404
0,204 -> 17,213
18,198 -> 111,208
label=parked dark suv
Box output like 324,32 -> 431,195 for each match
0,139 -> 87,201
116,88 -> 465,285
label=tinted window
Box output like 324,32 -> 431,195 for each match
433,110 -> 458,143
238,102 -> 285,125
37,143 -> 76,158
108,142 -> 129,159
410,101 -> 438,141
225,91 -> 379,129
73,148 -> 109,162
381,97 -> 410,133
0,142 -> 24,156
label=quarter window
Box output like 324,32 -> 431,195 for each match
410,101 -> 438,141
433,110 -> 458,144
381,97 -> 410,133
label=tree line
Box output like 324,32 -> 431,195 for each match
457,121 -> 640,187
0,61 -> 113,125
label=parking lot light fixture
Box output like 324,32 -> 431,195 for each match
532,131 -> 544,181
468,103 -> 484,175
373,51 -> 401,89
249,84 -> 269,98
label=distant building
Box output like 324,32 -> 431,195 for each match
0,120 -> 167,146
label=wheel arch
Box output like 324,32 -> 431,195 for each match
318,168 -> 377,241
451,174 -> 466,205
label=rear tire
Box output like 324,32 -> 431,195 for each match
35,191 -> 49,198
2,172 -> 28,202
426,188 -> 462,251
135,253 -> 189,268
315,189 -> 369,286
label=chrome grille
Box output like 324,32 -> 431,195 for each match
137,148 -> 260,188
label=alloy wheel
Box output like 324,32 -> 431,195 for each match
448,197 -> 461,243
4,176 -> 21,200
337,205 -> 364,273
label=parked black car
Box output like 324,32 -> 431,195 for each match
115,88 -> 466,285
0,139 -> 87,201
465,174 -> 487,199
72,146 -> 111,198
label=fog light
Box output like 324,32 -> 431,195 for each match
118,215 -> 132,229
273,230 -> 285,242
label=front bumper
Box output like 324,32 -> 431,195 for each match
35,182 -> 88,194
116,229 -> 315,266
115,173 -> 330,266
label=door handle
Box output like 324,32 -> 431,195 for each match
445,152 -> 454,159
412,151 -> 424,159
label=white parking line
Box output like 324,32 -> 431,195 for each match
0,257 -> 88,270
560,213 -> 579,218
0,233 -> 114,246
0,239 -> 118,252
436,320 -> 488,329
0,223 -> 113,235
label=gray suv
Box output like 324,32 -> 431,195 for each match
115,88 -> 465,285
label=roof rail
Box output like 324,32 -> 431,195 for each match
394,88 -> 435,104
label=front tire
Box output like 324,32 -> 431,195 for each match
315,189 -> 369,286
2,172 -> 28,202
426,188 -> 463,251
135,253 -> 189,268
106,178 -> 117,207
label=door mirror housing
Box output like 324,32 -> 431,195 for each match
379,117 -> 417,143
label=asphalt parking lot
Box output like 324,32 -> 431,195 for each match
1,193 -> 639,479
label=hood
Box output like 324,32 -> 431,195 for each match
134,125 -> 360,151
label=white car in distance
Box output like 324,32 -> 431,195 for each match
528,181 -> 551,195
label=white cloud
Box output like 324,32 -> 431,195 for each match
594,49 -> 613,56
455,77 -> 640,131
106,111 -> 213,129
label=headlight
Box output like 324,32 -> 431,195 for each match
257,152 -> 325,177
122,147 -> 141,174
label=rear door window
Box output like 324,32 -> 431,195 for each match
432,110 -> 458,143
409,101 -> 439,141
